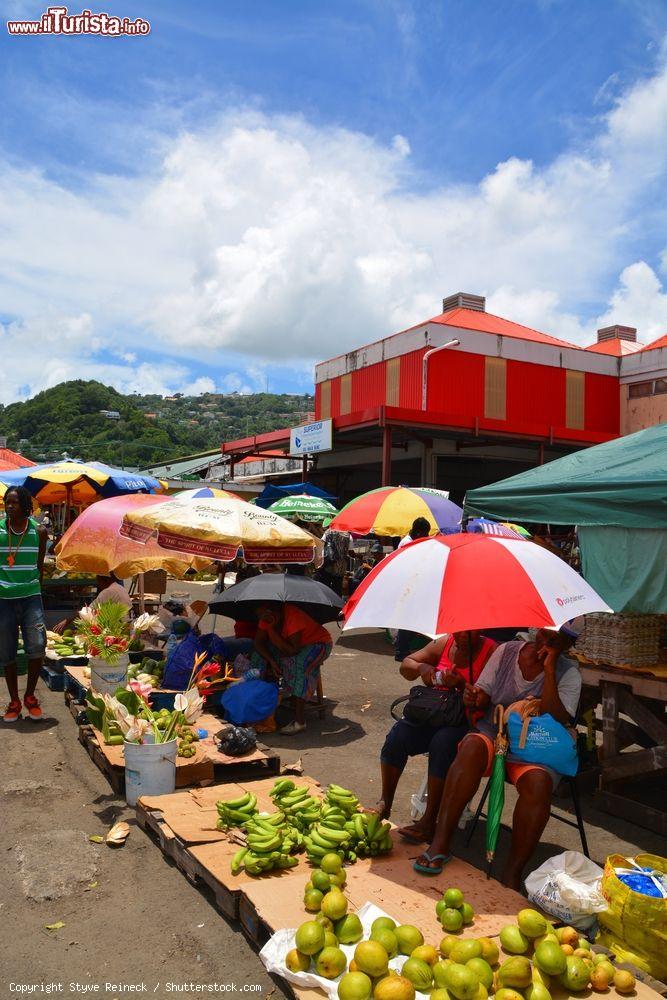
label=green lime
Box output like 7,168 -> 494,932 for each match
444,888 -> 464,909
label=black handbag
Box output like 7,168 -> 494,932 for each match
390,636 -> 477,729
392,684 -> 467,729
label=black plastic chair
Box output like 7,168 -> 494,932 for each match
464,772 -> 589,856
463,757 -> 590,860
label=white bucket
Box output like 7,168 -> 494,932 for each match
89,654 -> 129,695
123,738 -> 177,806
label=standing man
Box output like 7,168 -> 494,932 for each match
1,486 -> 48,722
317,528 -> 350,596
394,516 -> 432,661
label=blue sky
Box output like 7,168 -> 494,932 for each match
1,0 -> 667,401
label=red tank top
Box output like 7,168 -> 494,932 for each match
434,635 -> 496,688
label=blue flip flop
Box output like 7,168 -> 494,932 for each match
413,852 -> 451,875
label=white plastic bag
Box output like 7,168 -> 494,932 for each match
260,901 -> 431,1000
525,850 -> 607,931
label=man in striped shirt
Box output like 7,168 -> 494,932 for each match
1,486 -> 48,722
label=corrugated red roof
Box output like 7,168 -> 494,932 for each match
0,449 -> 35,469
429,307 -> 578,348
641,333 -> 667,351
238,449 -> 287,465
584,338 -> 643,357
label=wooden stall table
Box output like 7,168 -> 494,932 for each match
578,659 -> 667,835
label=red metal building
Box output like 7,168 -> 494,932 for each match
222,293 -> 643,503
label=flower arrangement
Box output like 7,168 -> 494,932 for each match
75,602 -> 161,664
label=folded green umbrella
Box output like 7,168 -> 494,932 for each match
486,704 -> 509,878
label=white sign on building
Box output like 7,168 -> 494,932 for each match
289,419 -> 332,456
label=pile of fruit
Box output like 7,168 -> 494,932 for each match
216,779 -> 393,876
217,790 -> 259,830
176,723 -> 200,758
127,657 -> 164,689
283,897 -> 637,1000
435,888 -> 476,933
46,629 -> 87,658
227,804 -> 300,875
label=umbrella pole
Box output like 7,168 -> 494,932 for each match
138,572 -> 145,614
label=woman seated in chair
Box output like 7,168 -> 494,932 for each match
413,627 -> 581,888
252,602 -> 333,736
377,630 -> 497,842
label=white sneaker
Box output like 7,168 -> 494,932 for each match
280,721 -> 306,735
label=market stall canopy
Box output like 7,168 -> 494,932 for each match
0,459 -> 161,505
254,482 -> 337,510
55,494 -> 210,578
464,423 -> 667,529
330,485 -> 462,537
210,573 -> 343,624
120,494 -> 322,564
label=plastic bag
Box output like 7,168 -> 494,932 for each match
260,901 -> 431,1000
221,678 -> 279,725
525,851 -> 606,931
597,853 -> 667,980
163,632 -> 227,690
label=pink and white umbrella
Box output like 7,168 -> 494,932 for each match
343,532 -> 611,637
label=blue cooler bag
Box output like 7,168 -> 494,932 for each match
507,712 -> 578,776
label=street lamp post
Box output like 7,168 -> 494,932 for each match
421,338 -> 460,410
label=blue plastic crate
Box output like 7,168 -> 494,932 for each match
40,664 -> 65,691
148,689 -> 177,711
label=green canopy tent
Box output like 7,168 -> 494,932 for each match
464,422 -> 667,612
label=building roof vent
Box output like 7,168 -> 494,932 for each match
442,292 -> 486,313
597,324 -> 637,343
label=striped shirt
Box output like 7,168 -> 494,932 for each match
0,517 -> 42,599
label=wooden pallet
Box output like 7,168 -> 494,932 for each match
132,781 -> 665,1000
77,717 -> 280,795
136,777 -> 323,925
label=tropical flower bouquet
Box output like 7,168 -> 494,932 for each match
75,602 -> 162,664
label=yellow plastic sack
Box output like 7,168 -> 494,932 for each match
597,854 -> 667,980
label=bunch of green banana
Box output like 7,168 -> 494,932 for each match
303,810 -> 353,864
269,779 -> 321,829
230,813 -> 299,876
324,783 -> 360,816
216,790 -> 258,830
346,811 -> 393,857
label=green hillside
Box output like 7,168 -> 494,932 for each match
0,380 -> 314,469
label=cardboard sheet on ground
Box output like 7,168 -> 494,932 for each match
341,838 -> 531,938
245,838 -> 530,942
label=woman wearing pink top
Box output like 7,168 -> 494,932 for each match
378,630 -> 497,843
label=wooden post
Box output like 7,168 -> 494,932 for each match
381,425 -> 393,486
600,681 -> 620,760
302,455 -> 308,481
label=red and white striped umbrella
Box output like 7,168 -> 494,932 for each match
343,532 -> 611,637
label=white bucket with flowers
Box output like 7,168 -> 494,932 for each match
76,603 -> 161,695
103,680 -> 205,805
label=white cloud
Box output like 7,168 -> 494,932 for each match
183,376 -> 217,395
1,49 -> 667,402
595,261 -> 667,342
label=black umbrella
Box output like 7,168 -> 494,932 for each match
209,573 -> 343,624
